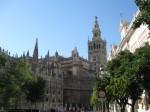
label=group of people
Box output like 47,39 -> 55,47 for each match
64,104 -> 92,112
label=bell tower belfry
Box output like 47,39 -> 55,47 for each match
88,16 -> 107,72
92,16 -> 101,41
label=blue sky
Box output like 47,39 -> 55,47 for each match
0,0 -> 137,59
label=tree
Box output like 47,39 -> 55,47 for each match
97,73 -> 112,112
0,54 -> 6,67
128,80 -> 143,112
106,76 -> 129,112
133,0 -> 150,29
11,60 -> 32,108
0,54 -> 45,110
91,86 -> 98,106
106,50 -> 142,112
0,54 -> 16,108
134,43 -> 150,110
91,70 -> 112,112
0,57 -> 33,109
126,52 -> 144,112
25,76 -> 46,107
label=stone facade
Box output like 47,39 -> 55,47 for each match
0,17 -> 107,111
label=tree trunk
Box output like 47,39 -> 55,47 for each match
35,102 -> 36,110
145,90 -> 150,110
102,103 -> 105,112
131,100 -> 136,112
120,107 -> 125,112
15,99 -> 18,109
120,104 -> 126,112
106,102 -> 109,112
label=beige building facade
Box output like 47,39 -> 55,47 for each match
108,10 -> 150,61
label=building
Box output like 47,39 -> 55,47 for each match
88,16 -> 107,72
108,10 -> 150,60
0,17 -> 107,111
108,10 -> 150,112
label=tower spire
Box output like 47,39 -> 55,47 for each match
47,50 -> 49,58
92,16 -> 101,40
26,50 -> 30,57
95,16 -> 98,25
33,38 -> 38,59
45,50 -> 49,58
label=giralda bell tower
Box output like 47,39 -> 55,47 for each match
88,16 -> 107,72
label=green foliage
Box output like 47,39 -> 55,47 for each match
0,54 -> 46,109
15,60 -> 32,82
91,70 -> 112,112
135,43 -> 150,91
91,87 -> 98,106
0,54 -> 14,107
92,39 -> 150,112
0,54 -> 6,67
0,60 -> 31,108
106,50 -> 143,112
25,76 -> 46,103
106,76 -> 129,112
133,0 -> 150,29
106,76 -> 129,100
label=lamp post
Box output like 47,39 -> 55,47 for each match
97,65 -> 106,112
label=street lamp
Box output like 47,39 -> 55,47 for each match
98,65 -> 104,78
97,65 -> 106,112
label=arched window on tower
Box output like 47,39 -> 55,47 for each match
96,44 -> 98,49
99,44 -> 100,49
94,43 -> 96,49
93,56 -> 96,61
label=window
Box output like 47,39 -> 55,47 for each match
67,71 -> 72,75
52,71 -> 55,77
99,44 -> 100,48
58,99 -> 61,102
91,46 -> 92,50
96,45 -> 98,49
93,56 -> 96,61
53,90 -> 55,95
58,74 -> 62,78
94,43 -> 96,49
58,91 -> 61,95
46,90 -> 49,94
46,98 -> 48,102
52,98 -> 55,102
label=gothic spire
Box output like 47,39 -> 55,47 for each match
55,51 -> 58,57
33,38 -> 38,58
23,51 -> 25,57
92,16 -> 101,40
15,53 -> 18,58
45,50 -> 49,58
26,50 -> 30,57
47,50 -> 49,58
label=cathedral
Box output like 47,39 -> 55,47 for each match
0,17 -> 106,111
